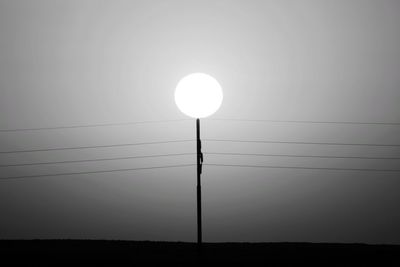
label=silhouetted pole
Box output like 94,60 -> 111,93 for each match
196,118 -> 203,245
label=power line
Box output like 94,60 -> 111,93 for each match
2,117 -> 399,133
204,164 -> 400,173
204,152 -> 400,160
0,119 -> 191,133
208,118 -> 400,126
2,138 -> 398,155
6,152 -> 397,168
0,140 -> 194,154
1,162 -> 398,181
0,153 -> 195,167
0,164 -> 196,180
204,139 -> 400,147
1,151 -> 397,170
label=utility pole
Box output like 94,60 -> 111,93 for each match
196,118 -> 203,245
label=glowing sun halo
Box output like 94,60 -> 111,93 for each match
175,73 -> 223,118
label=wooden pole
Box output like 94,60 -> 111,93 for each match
196,118 -> 203,245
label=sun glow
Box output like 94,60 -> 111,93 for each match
175,73 -> 223,118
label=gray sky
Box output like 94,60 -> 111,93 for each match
1,0 -> 400,244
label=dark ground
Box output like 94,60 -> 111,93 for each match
1,240 -> 399,266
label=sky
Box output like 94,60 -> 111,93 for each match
0,0 -> 400,244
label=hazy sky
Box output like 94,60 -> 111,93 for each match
1,0 -> 400,244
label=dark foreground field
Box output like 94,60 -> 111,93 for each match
1,240 -> 399,266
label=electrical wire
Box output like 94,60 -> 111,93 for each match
0,164 -> 196,180
0,140 -> 194,154
204,139 -> 400,147
204,163 -> 400,172
2,138 -> 398,154
0,153 -> 195,167
204,152 -> 400,160
2,117 -> 399,133
2,152 -> 397,168
0,119 -> 191,133
207,118 -> 400,126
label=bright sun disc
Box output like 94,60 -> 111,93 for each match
175,73 -> 223,118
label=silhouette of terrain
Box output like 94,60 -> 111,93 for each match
1,240 -> 399,266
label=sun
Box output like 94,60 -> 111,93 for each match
175,73 -> 223,118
